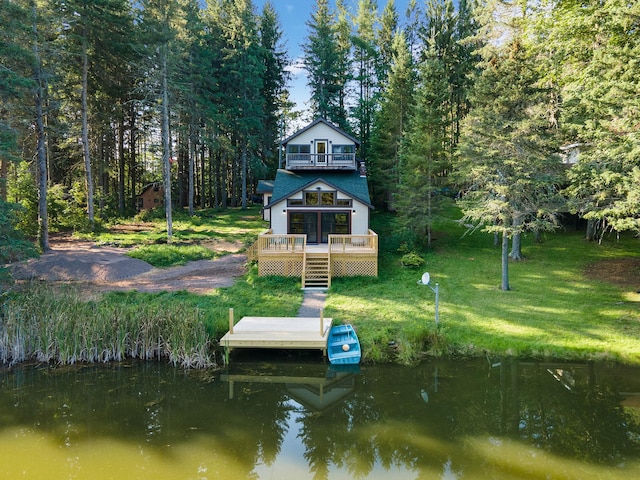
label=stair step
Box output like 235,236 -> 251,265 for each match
303,254 -> 330,288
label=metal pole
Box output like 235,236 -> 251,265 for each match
434,283 -> 439,327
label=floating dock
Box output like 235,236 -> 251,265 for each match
220,308 -> 332,355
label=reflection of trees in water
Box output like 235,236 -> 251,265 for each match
0,362 -> 292,477
294,361 -> 640,477
0,360 -> 639,477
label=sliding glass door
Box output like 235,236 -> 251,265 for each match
289,211 -> 350,244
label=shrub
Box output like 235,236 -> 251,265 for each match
0,199 -> 38,263
400,251 -> 425,268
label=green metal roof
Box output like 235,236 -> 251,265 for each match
256,179 -> 274,194
267,169 -> 372,207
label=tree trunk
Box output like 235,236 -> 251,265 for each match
81,33 -> 94,228
200,139 -> 206,209
501,230 -> 510,291
0,158 -> 6,200
509,232 -> 523,260
585,219 -> 596,241
129,103 -> 138,211
241,141 -> 247,210
188,123 -> 195,216
534,229 -> 542,243
161,45 -> 173,241
32,1 -> 49,251
118,109 -> 125,214
221,152 -> 228,210
509,216 -> 524,260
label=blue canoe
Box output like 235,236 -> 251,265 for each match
327,324 -> 361,365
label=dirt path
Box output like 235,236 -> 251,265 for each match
8,236 -> 247,294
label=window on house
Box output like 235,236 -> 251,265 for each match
321,192 -> 335,205
287,144 -> 311,154
332,145 -> 354,154
305,191 -> 319,205
289,190 -> 343,207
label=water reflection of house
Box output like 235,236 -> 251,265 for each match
220,365 -> 357,413
137,182 -> 164,211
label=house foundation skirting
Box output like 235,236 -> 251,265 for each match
330,254 -> 377,277
258,254 -> 305,277
256,253 -> 377,279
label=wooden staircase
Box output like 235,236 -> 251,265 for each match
302,253 -> 330,289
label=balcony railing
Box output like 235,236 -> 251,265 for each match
255,233 -> 307,254
252,230 -> 377,255
328,230 -> 378,253
286,153 -> 356,170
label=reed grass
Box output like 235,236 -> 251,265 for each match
0,285 -> 215,368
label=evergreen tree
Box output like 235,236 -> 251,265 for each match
53,0 -> 132,226
369,30 -> 415,210
0,0 -> 34,200
303,0 -> 347,124
543,0 -> 640,237
377,0 -> 399,84
456,37 -> 564,290
219,0 -> 264,209
351,0 -> 379,163
333,0 -> 352,131
136,0 -> 192,240
258,2 -> 289,177
395,31 -> 449,248
31,0 -> 51,251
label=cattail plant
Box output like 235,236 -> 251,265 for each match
0,284 -> 216,368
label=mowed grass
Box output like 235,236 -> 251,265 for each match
84,206 -> 267,266
4,204 -> 639,367
327,210 -> 640,365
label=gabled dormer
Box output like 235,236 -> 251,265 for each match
283,118 -> 360,171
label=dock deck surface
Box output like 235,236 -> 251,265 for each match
220,316 -> 333,352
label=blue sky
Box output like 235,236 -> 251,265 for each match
252,0 -> 415,118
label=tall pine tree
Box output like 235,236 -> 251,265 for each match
303,0 -> 348,125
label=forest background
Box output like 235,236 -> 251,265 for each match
0,0 -> 639,278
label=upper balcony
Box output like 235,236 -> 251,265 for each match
286,153 -> 357,171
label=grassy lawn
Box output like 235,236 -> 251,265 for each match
83,207 -> 267,266
3,204 -> 639,366
327,210 -> 640,364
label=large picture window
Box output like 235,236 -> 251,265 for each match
287,144 -> 311,154
288,211 -> 351,244
289,190 -> 346,207
331,145 -> 354,154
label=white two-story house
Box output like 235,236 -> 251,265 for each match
251,118 -> 378,289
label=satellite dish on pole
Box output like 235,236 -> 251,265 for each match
421,272 -> 430,286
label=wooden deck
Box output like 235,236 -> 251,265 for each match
220,311 -> 333,354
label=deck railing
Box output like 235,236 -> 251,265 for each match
256,234 -> 307,253
251,230 -> 378,278
286,153 -> 356,170
328,230 -> 378,253
252,230 -> 377,254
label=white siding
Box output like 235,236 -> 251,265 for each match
287,123 -> 354,147
262,194 -> 271,222
351,200 -> 370,235
270,198 -> 288,233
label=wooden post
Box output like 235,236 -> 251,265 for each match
229,308 -> 234,334
320,308 -> 324,335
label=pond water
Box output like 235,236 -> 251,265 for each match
1,355 -> 639,479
